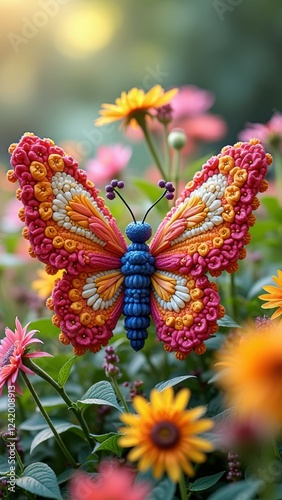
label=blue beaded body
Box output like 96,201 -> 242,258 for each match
121,222 -> 155,350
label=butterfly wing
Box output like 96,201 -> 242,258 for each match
149,139 -> 271,359
8,133 -> 127,355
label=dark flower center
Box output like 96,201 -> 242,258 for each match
0,344 -> 15,368
268,359 -> 282,379
151,420 -> 180,449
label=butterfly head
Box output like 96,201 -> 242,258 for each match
125,221 -> 152,243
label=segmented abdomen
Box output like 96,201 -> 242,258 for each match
121,243 -> 155,350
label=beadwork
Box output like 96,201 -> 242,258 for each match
8,133 -> 271,359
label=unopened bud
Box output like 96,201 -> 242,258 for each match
168,128 -> 187,150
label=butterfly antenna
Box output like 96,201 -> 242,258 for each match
142,180 -> 175,223
105,180 -> 136,223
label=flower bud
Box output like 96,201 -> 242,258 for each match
168,128 -> 187,150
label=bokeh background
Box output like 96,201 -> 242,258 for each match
0,0 -> 281,168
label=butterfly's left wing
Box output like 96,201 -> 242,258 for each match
149,139 -> 271,359
8,133 -> 127,355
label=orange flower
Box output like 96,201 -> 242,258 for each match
95,85 -> 178,127
259,270 -> 282,319
119,386 -> 213,482
215,323 -> 282,426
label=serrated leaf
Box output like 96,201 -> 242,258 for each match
57,356 -> 77,387
147,477 -> 176,500
189,471 -> 225,491
218,315 -> 240,328
30,423 -> 84,454
16,462 -> 63,499
77,381 -> 123,412
207,479 -> 263,500
155,375 -> 195,392
94,434 -> 122,457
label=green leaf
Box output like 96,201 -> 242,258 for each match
30,423 -> 84,454
91,432 -> 117,443
0,456 -> 9,474
261,196 -> 282,220
57,355 -> 77,387
94,434 -> 123,457
28,317 -> 60,338
218,315 -> 240,328
155,375 -> 195,392
39,396 -> 66,407
20,415 -> 68,431
16,462 -> 63,499
133,178 -> 169,214
207,479 -> 263,500
205,334 -> 225,350
189,471 -> 225,491
147,477 -> 176,500
56,468 -> 76,485
77,381 -> 123,412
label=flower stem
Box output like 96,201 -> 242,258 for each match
163,123 -> 171,177
172,148 -> 181,198
21,372 -> 78,469
137,116 -> 167,179
179,472 -> 188,500
272,439 -> 281,460
111,376 -> 130,413
24,359 -> 95,449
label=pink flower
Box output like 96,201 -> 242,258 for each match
70,461 -> 150,500
170,86 -> 227,155
239,113 -> 282,151
1,198 -> 24,233
85,144 -> 132,184
171,85 -> 215,119
0,317 -> 52,396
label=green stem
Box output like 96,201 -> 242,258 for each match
24,359 -> 95,449
163,123 -> 171,177
137,116 -> 167,179
179,472 -> 188,500
4,437 -> 24,475
272,439 -> 281,460
111,377 -> 130,413
14,445 -> 25,475
172,148 -> 181,198
21,372 -> 78,469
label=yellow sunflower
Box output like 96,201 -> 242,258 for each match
119,386 -> 213,483
32,268 -> 64,300
259,270 -> 282,319
215,324 -> 282,426
95,85 -> 178,127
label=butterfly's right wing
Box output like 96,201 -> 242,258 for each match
149,140 -> 271,359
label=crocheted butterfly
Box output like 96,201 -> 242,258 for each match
7,133 -> 271,359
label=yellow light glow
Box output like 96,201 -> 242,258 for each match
54,2 -> 121,59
